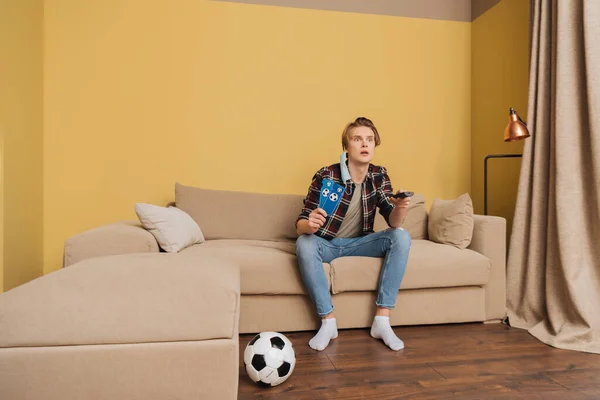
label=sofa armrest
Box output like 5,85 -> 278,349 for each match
468,214 -> 507,321
64,221 -> 160,267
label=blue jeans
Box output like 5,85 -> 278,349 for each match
296,228 -> 411,317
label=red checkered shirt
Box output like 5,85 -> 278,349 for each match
296,163 -> 396,240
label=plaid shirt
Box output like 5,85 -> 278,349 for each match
296,163 -> 396,240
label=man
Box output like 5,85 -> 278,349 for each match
295,117 -> 411,351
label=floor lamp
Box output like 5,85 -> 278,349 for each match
483,108 -> 530,215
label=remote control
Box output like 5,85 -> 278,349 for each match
391,191 -> 414,199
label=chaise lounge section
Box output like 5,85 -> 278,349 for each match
0,253 -> 240,400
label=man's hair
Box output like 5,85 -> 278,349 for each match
341,117 -> 381,150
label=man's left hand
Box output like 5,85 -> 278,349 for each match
389,190 -> 411,209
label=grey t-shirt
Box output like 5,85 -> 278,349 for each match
336,184 -> 363,238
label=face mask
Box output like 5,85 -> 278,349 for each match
340,151 -> 351,183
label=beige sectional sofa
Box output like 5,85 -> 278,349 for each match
0,182 -> 506,399
65,182 -> 507,332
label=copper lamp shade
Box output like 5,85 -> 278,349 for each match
484,108 -> 531,215
504,108 -> 530,142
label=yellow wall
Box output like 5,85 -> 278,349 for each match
0,129 -> 3,292
471,0 -> 529,241
0,0 -> 44,291
43,0 -> 472,273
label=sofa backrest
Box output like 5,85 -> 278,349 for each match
176,183 -> 429,241
175,183 -> 304,241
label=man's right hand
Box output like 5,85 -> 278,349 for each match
307,208 -> 327,233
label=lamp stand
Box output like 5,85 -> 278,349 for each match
484,154 -> 522,215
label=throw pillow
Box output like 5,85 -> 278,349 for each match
428,193 -> 474,249
135,203 -> 205,253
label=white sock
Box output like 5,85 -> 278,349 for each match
309,318 -> 338,351
370,316 -> 404,351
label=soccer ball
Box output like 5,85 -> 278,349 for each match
243,331 -> 296,387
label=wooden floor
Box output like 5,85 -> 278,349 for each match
238,322 -> 600,399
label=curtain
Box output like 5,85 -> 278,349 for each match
506,0 -> 600,354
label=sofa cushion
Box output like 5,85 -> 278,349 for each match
188,238 -> 296,254
374,193 -> 428,239
135,203 -> 205,252
329,240 -> 491,294
428,193 -> 474,249
182,241 -> 329,295
175,183 -> 304,242
0,253 -> 239,348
